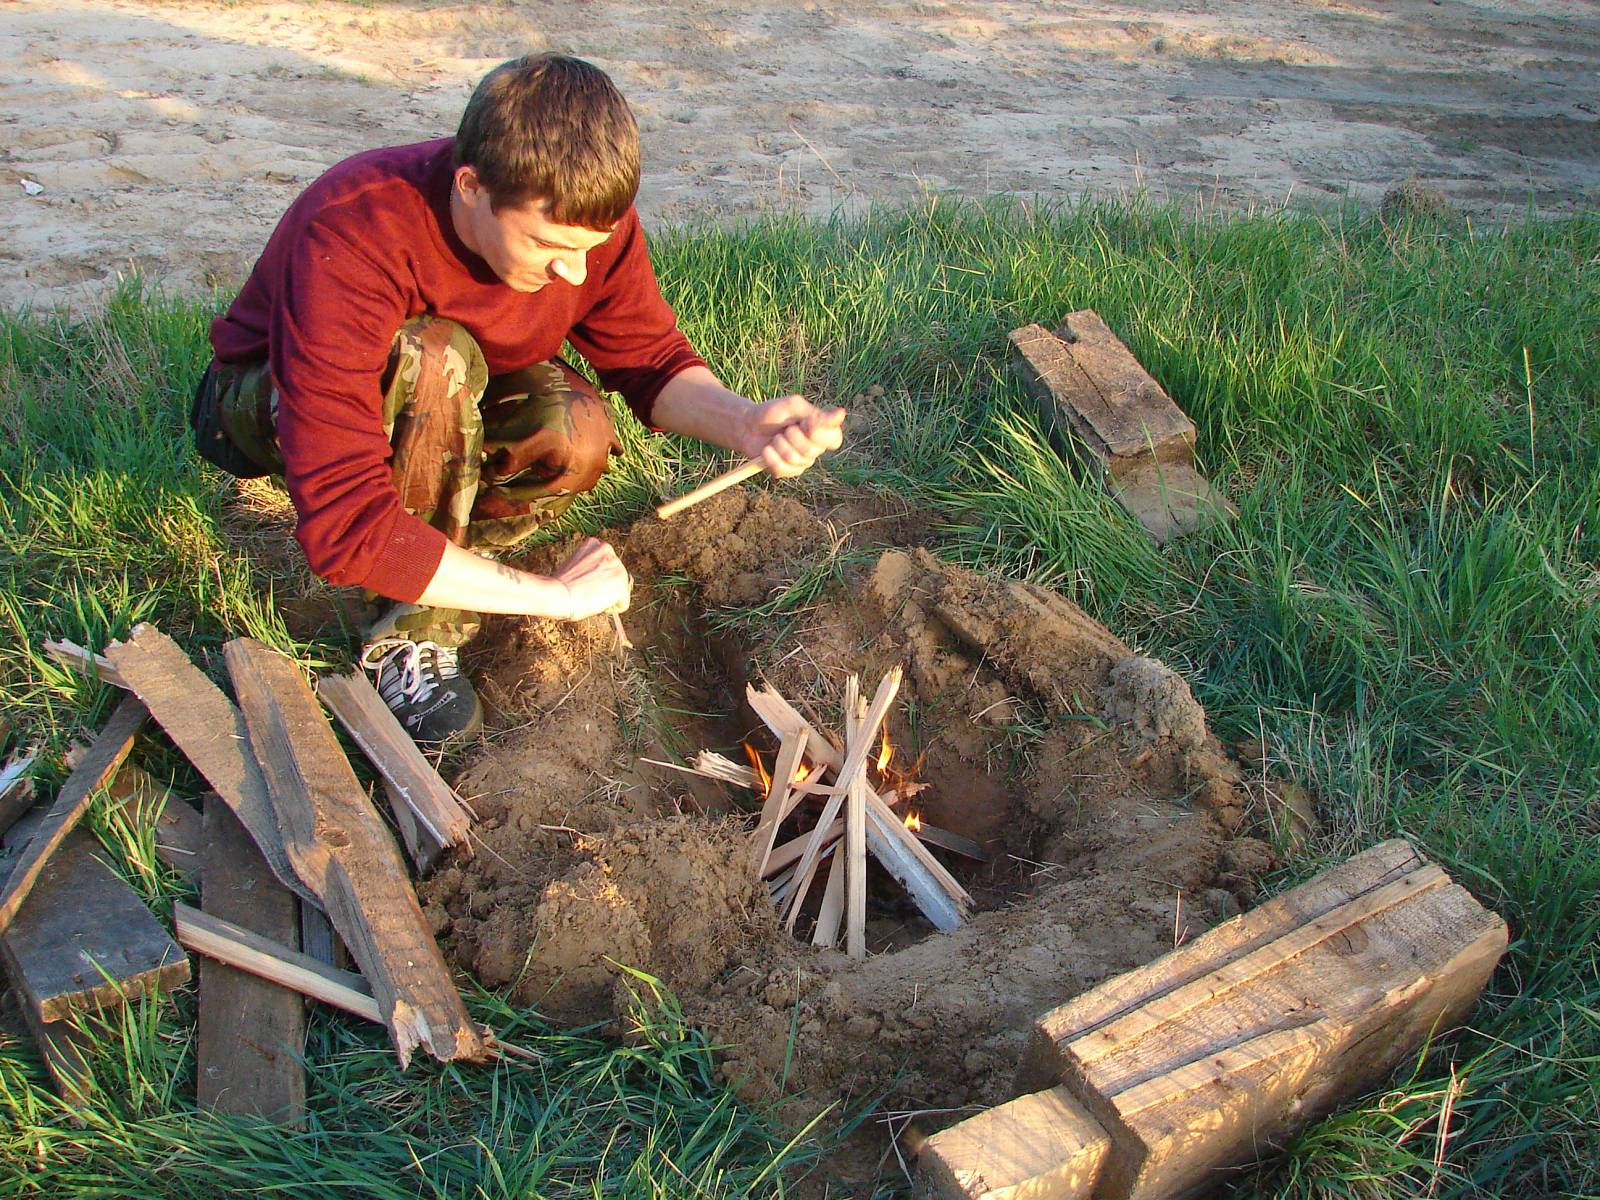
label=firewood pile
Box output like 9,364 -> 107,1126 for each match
0,624 -> 521,1126
652,667 -> 977,957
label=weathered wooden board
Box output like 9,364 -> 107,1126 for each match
916,1086 -> 1112,1200
1018,840 -> 1507,1200
15,997 -> 96,1107
223,638 -> 482,1066
94,763 -> 205,882
316,670 -> 471,870
196,795 -> 306,1123
1009,313 -> 1230,543
0,808 -> 189,1023
103,625 -> 314,905
0,694 -> 147,933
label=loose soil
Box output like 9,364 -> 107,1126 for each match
418,488 -> 1292,1152
5,0 -> 1597,311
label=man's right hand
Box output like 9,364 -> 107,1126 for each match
552,537 -> 632,619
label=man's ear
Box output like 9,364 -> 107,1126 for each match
454,164 -> 487,209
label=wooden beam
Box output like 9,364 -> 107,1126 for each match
0,807 -> 189,1024
863,802 -> 964,932
103,625 -> 315,905
315,671 -> 471,862
196,796 -> 306,1124
0,694 -> 147,934
916,1086 -> 1112,1200
1020,840 -> 1508,1200
223,638 -> 483,1066
16,999 -> 97,1108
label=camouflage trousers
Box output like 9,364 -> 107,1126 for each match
198,315 -> 620,646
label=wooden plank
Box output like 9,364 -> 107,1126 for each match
844,678 -> 868,960
196,796 -> 306,1123
103,625 -> 315,905
1010,315 -> 1194,467
0,694 -> 147,934
316,671 -> 471,857
383,778 -> 445,876
16,998 -> 96,1108
811,851 -> 846,949
916,1086 -> 1112,1200
223,638 -> 483,1067
1023,842 -> 1507,1200
0,808 -> 189,1023
176,904 -> 538,1067
298,903 -> 345,971
864,801 -> 964,932
750,728 -> 808,877
176,903 -> 382,1024
93,763 -> 204,882
42,638 -> 129,689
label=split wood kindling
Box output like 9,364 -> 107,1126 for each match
668,666 -> 975,959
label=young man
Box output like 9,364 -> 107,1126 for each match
194,53 -> 844,742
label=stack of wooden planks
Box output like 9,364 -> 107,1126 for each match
653,667 -> 975,957
914,839 -> 1508,1200
11,623 -> 494,1123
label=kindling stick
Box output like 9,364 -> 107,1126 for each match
655,460 -> 765,520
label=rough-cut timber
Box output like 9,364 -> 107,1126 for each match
89,761 -> 205,881
1009,312 -> 1229,543
315,671 -> 472,869
17,999 -> 96,1106
223,638 -> 483,1067
916,1086 -> 1112,1200
103,625 -> 314,905
1017,839 -> 1507,1200
0,693 -> 147,933
0,807 -> 189,1023
196,796 -> 306,1123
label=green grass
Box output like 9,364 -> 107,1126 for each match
2,194 -> 1597,1197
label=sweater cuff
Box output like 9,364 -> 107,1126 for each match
365,515 -> 449,604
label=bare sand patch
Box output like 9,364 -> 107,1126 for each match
2,0 -> 1596,311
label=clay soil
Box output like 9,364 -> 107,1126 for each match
418,488 -> 1286,1148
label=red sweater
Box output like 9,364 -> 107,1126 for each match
210,138 -> 704,601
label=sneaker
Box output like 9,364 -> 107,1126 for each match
360,638 -> 483,745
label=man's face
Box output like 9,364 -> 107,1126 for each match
451,166 -> 614,294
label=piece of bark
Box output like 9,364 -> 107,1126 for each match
103,625 -> 314,905
223,638 -> 482,1066
0,807 -> 189,1023
915,1086 -> 1112,1200
315,671 -> 471,866
196,796 -> 306,1124
1018,840 -> 1508,1200
0,694 -> 147,934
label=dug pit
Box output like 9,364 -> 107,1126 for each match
418,488 -> 1283,1133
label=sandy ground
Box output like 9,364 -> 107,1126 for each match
2,0 -> 1596,312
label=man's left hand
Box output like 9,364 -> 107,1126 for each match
739,395 -> 847,478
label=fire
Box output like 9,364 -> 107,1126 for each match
876,728 -> 894,775
793,761 -> 813,785
904,811 -> 923,832
743,741 -> 772,795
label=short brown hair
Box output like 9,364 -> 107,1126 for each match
455,53 -> 639,228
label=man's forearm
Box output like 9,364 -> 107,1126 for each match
651,366 -> 758,455
414,540 -> 574,618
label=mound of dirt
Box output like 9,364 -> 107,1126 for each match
420,488 -> 1278,1130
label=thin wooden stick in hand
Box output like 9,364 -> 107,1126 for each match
655,460 -> 765,520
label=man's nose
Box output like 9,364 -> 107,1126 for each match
551,252 -> 587,286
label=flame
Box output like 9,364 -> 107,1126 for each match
876,728 -> 894,776
743,741 -> 772,795
904,811 -> 923,832
793,760 -> 813,785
